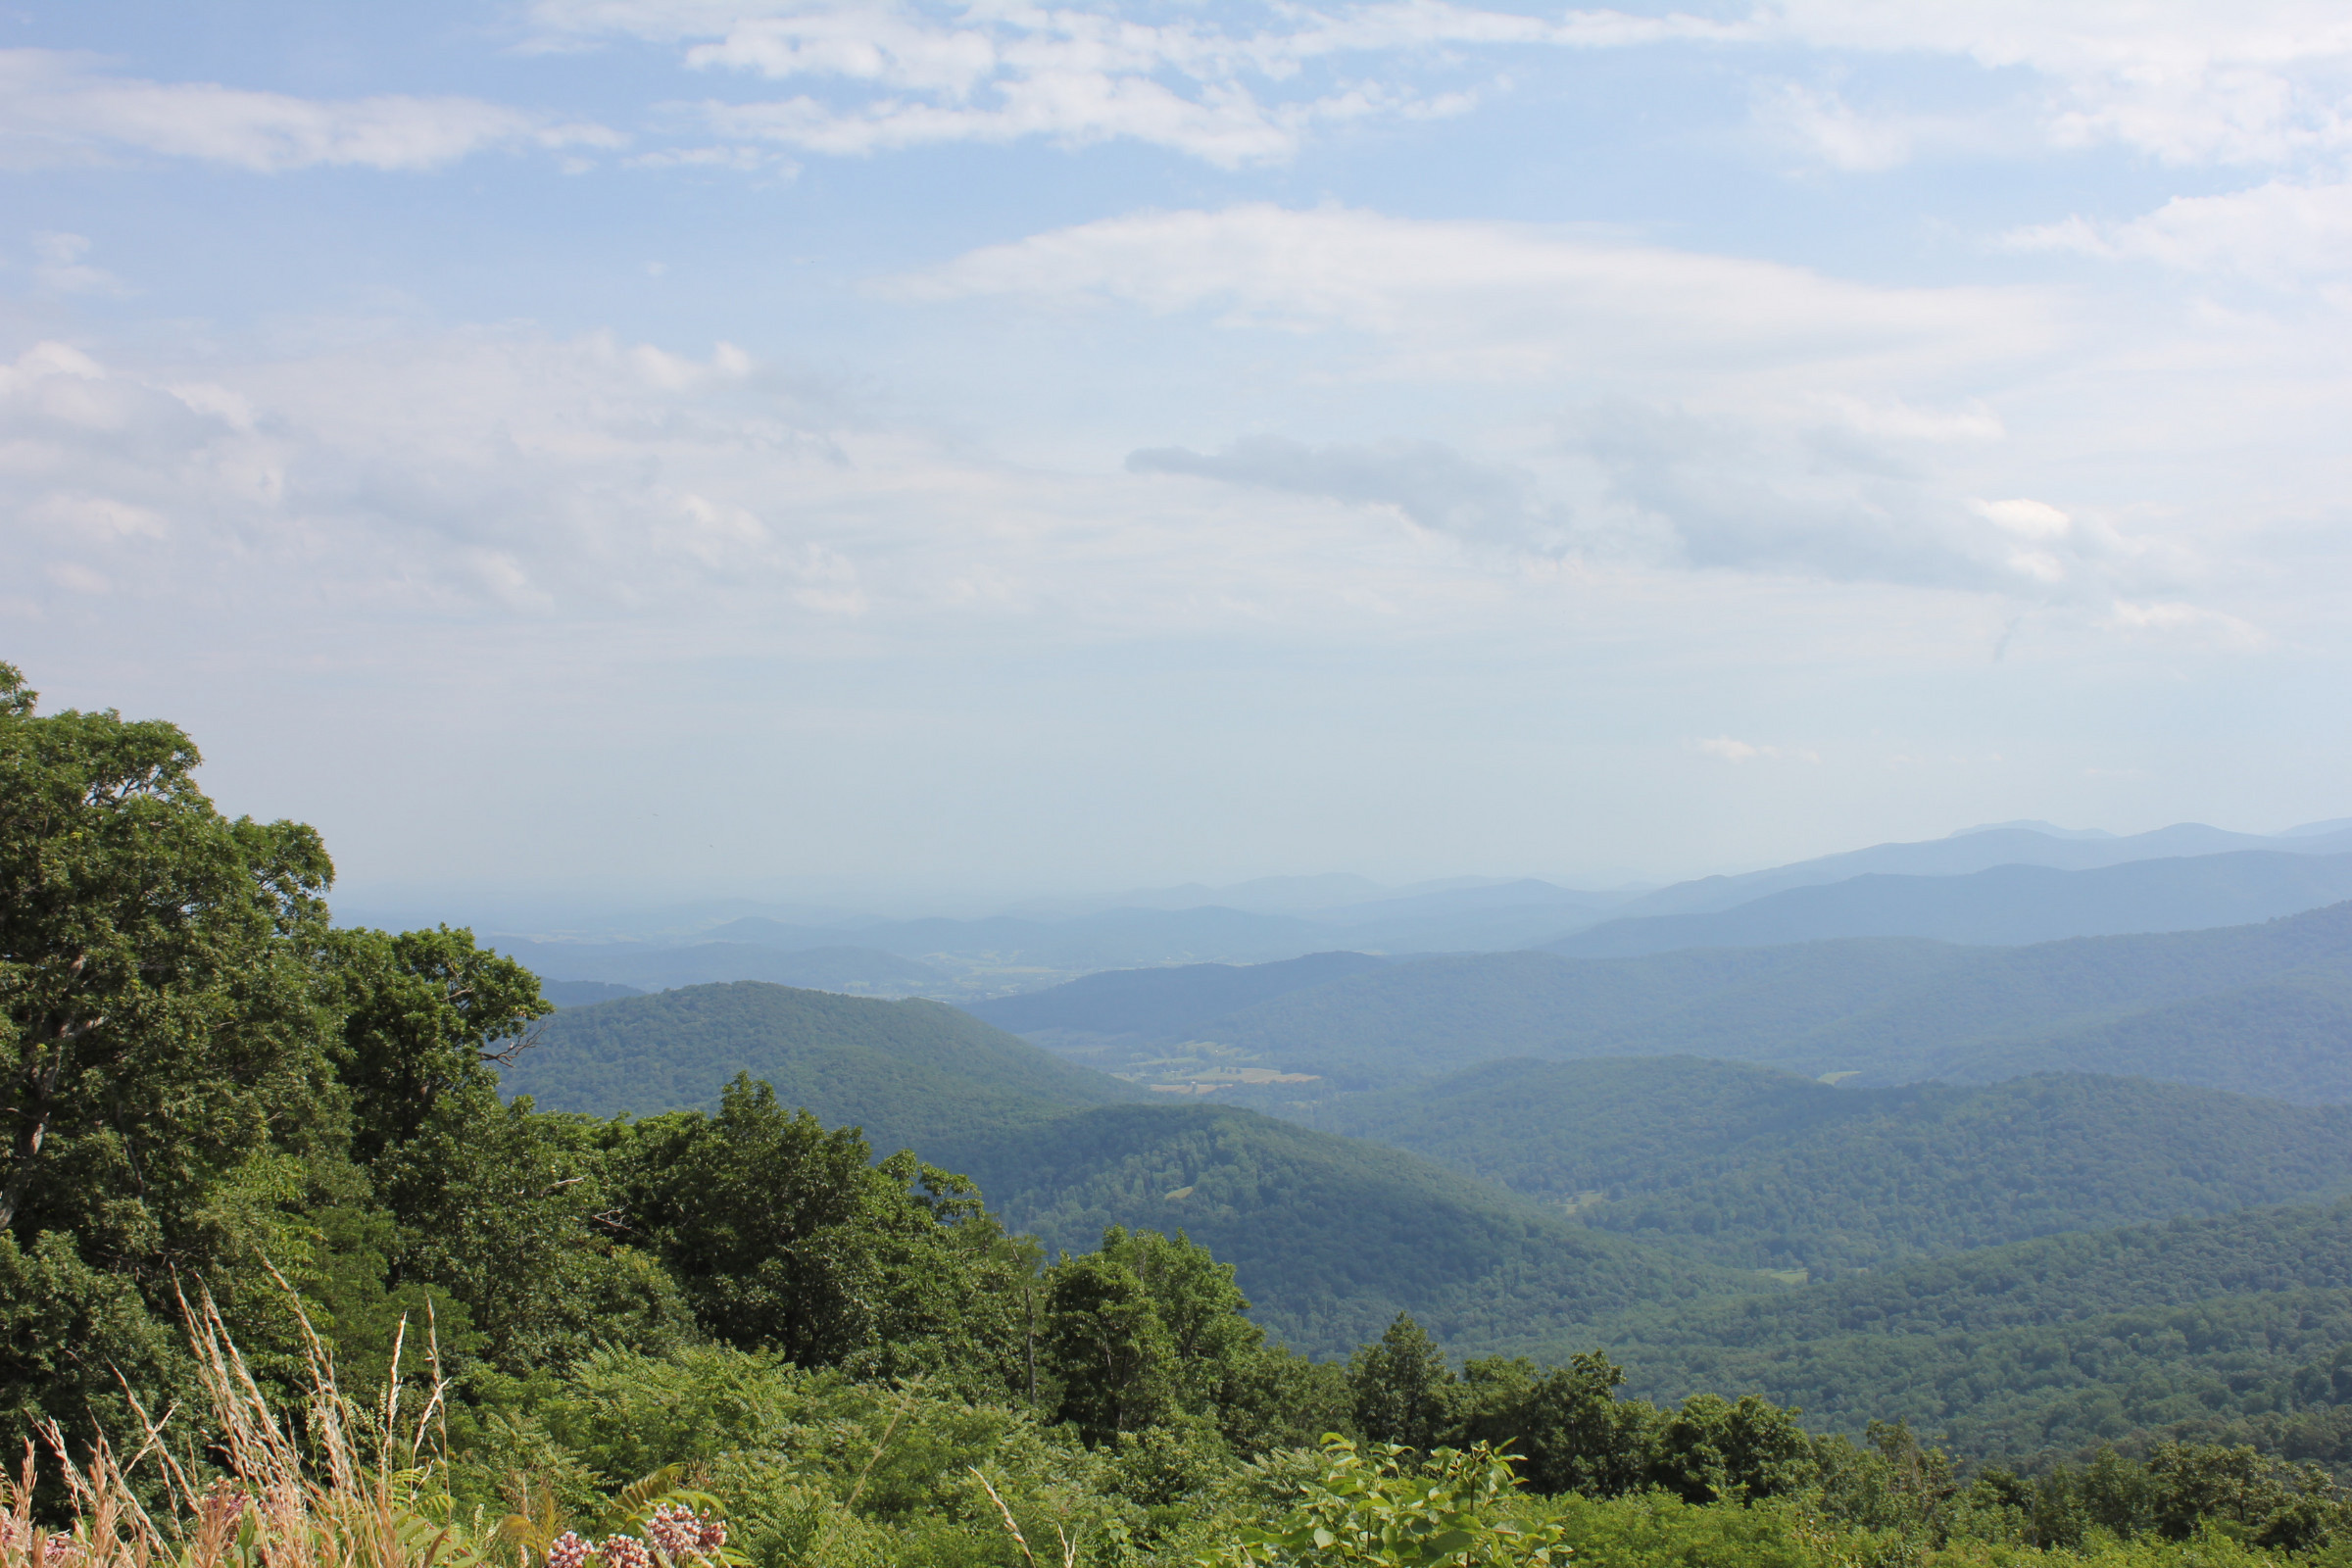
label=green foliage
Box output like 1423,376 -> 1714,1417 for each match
325,923 -> 551,1165
1351,1316 -> 1456,1455
620,1075 -> 1037,1387
0,659 -> 340,1289
1208,1436 -> 1566,1568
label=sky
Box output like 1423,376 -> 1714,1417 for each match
7,1 -> 2352,910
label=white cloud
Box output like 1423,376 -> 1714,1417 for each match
2009,178 -> 2352,287
27,232 -> 127,295
1695,736 -> 1820,763
532,0 -> 1749,165
889,203 -> 2056,388
0,49 -> 619,172
1754,82 -> 2004,172
1971,497 -> 2071,539
896,205 -> 2272,601
2099,598 -> 2269,648
519,2 -> 2352,171
1760,2 -> 2352,169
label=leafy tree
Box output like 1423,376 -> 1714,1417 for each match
1457,1352 -> 1656,1498
1349,1314 -> 1454,1454
1646,1393 -> 1817,1504
623,1075 -> 1022,1381
325,924 -> 549,1168
1042,1248 -> 1176,1441
1210,1435 -> 1566,1568
0,661 -> 338,1274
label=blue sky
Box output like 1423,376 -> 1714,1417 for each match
8,1 -> 2352,907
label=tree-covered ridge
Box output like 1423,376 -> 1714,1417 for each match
1320,1058 -> 2352,1273
1118,906 -> 2352,1102
503,979 -> 1145,1148
925,1102 -> 1744,1359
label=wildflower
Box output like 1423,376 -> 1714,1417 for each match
547,1532 -> 593,1568
602,1536 -> 653,1568
644,1505 -> 725,1560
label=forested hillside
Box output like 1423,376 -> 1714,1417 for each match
1594,1200 -> 2352,1463
923,1102 -> 1740,1357
503,980 -> 1143,1149
1547,854 -> 2352,958
1321,1060 -> 2352,1271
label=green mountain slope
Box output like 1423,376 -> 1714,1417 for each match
502,981 -> 1143,1152
922,1101 -> 1738,1360
1320,1058 -> 2352,1272
1154,903 -> 2352,1101
1934,970 -> 2352,1097
1587,1200 -> 2352,1463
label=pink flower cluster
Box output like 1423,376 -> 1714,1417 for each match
644,1505 -> 727,1559
600,1538 -> 652,1568
544,1505 -> 728,1568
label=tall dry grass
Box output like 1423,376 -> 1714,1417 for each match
1,1287 -> 490,1568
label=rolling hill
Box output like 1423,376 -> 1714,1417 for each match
500,983 -> 1743,1359
1318,1058 -> 2352,1271
1546,852 -> 2352,958
920,1101 -> 1740,1359
1061,903 -> 2352,1102
501,981 -> 1143,1152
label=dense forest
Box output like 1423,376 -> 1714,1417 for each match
13,658 -> 2352,1568
1321,1058 -> 2352,1272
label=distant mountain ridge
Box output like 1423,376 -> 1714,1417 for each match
994,901 -> 2352,1103
1546,851 -> 2352,958
1606,820 -> 2352,921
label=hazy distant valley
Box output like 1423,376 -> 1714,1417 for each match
492,812 -> 2352,1468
